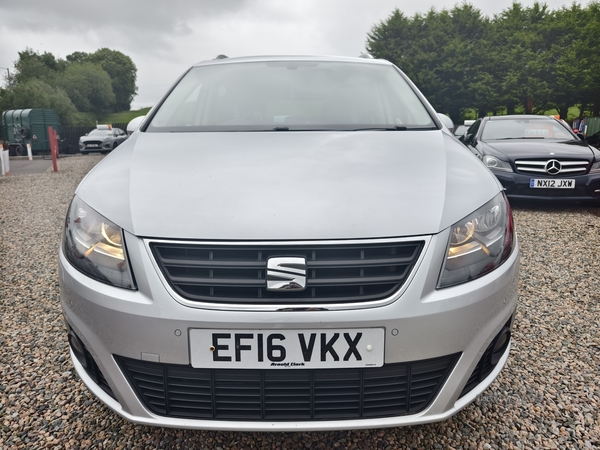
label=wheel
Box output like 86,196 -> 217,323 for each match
14,144 -> 25,156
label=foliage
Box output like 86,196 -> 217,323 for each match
101,107 -> 151,124
367,1 -> 600,121
0,47 -> 138,124
59,62 -> 116,116
0,79 -> 80,124
86,48 -> 138,111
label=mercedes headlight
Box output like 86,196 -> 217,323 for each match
483,155 -> 513,172
438,192 -> 515,288
63,196 -> 135,289
590,160 -> 600,173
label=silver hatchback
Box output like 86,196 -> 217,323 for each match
59,55 -> 519,431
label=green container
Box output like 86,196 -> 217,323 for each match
1,109 -> 60,155
584,117 -> 600,138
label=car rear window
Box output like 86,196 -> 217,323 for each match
146,61 -> 436,132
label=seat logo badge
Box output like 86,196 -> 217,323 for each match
266,257 -> 307,291
545,159 -> 561,175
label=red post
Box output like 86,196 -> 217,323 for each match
48,126 -> 58,172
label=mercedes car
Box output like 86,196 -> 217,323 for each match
460,115 -> 600,202
59,55 -> 519,431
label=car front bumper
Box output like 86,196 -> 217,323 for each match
79,141 -> 113,152
493,170 -> 600,201
59,229 -> 520,431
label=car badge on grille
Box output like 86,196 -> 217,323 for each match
266,257 -> 307,291
545,159 -> 561,175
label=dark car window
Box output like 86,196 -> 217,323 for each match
147,61 -> 436,132
481,118 -> 577,141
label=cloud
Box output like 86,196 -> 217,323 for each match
0,0 -> 592,109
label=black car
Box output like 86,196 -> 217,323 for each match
460,115 -> 600,202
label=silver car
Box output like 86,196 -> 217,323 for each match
79,126 -> 128,154
59,55 -> 519,431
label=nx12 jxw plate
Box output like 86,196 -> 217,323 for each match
189,328 -> 385,369
530,178 -> 574,189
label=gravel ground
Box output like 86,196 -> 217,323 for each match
1,155 -> 599,449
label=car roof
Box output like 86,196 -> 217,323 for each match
487,115 -> 552,121
192,55 -> 393,68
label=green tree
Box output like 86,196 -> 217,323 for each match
543,4 -> 587,119
59,62 -> 116,116
12,48 -> 66,87
579,2 -> 600,116
367,4 -> 493,122
0,79 -> 79,124
86,48 -> 137,111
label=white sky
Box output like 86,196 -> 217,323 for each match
0,0 -> 589,110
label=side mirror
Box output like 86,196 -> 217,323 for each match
127,115 -> 146,135
437,113 -> 454,131
576,132 -> 585,141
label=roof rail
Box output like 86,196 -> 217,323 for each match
213,54 -> 229,60
359,53 -> 374,59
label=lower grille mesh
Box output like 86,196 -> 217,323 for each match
116,354 -> 460,421
509,184 -> 590,198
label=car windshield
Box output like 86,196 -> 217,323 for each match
146,61 -> 436,132
88,129 -> 112,136
481,118 -> 576,141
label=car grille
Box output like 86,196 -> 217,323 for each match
515,159 -> 589,175
83,140 -> 103,147
150,241 -> 424,305
116,354 -> 459,421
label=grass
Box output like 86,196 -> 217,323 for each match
101,107 -> 152,124
542,106 -> 581,122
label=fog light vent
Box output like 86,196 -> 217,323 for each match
459,316 -> 513,399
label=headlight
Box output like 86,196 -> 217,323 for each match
438,192 -> 515,288
63,196 -> 136,289
483,155 -> 513,172
590,161 -> 600,173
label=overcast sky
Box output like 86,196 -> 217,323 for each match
0,0 -> 590,110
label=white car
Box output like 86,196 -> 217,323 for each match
59,55 -> 519,431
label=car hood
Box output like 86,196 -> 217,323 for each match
76,131 -> 501,240
80,135 -> 110,142
483,139 -> 595,160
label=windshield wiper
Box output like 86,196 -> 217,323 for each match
350,126 -> 408,131
273,126 -> 290,131
351,126 -> 438,131
493,137 -> 545,140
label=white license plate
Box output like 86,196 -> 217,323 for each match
530,178 -> 575,189
189,328 -> 385,369
87,144 -> 98,147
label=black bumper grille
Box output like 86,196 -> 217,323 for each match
509,184 -> 592,198
459,316 -> 513,399
150,241 -> 424,305
116,354 -> 459,421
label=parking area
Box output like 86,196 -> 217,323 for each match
0,155 -> 598,449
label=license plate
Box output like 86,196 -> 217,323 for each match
530,178 -> 575,189
189,328 -> 385,369
87,144 -> 98,148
